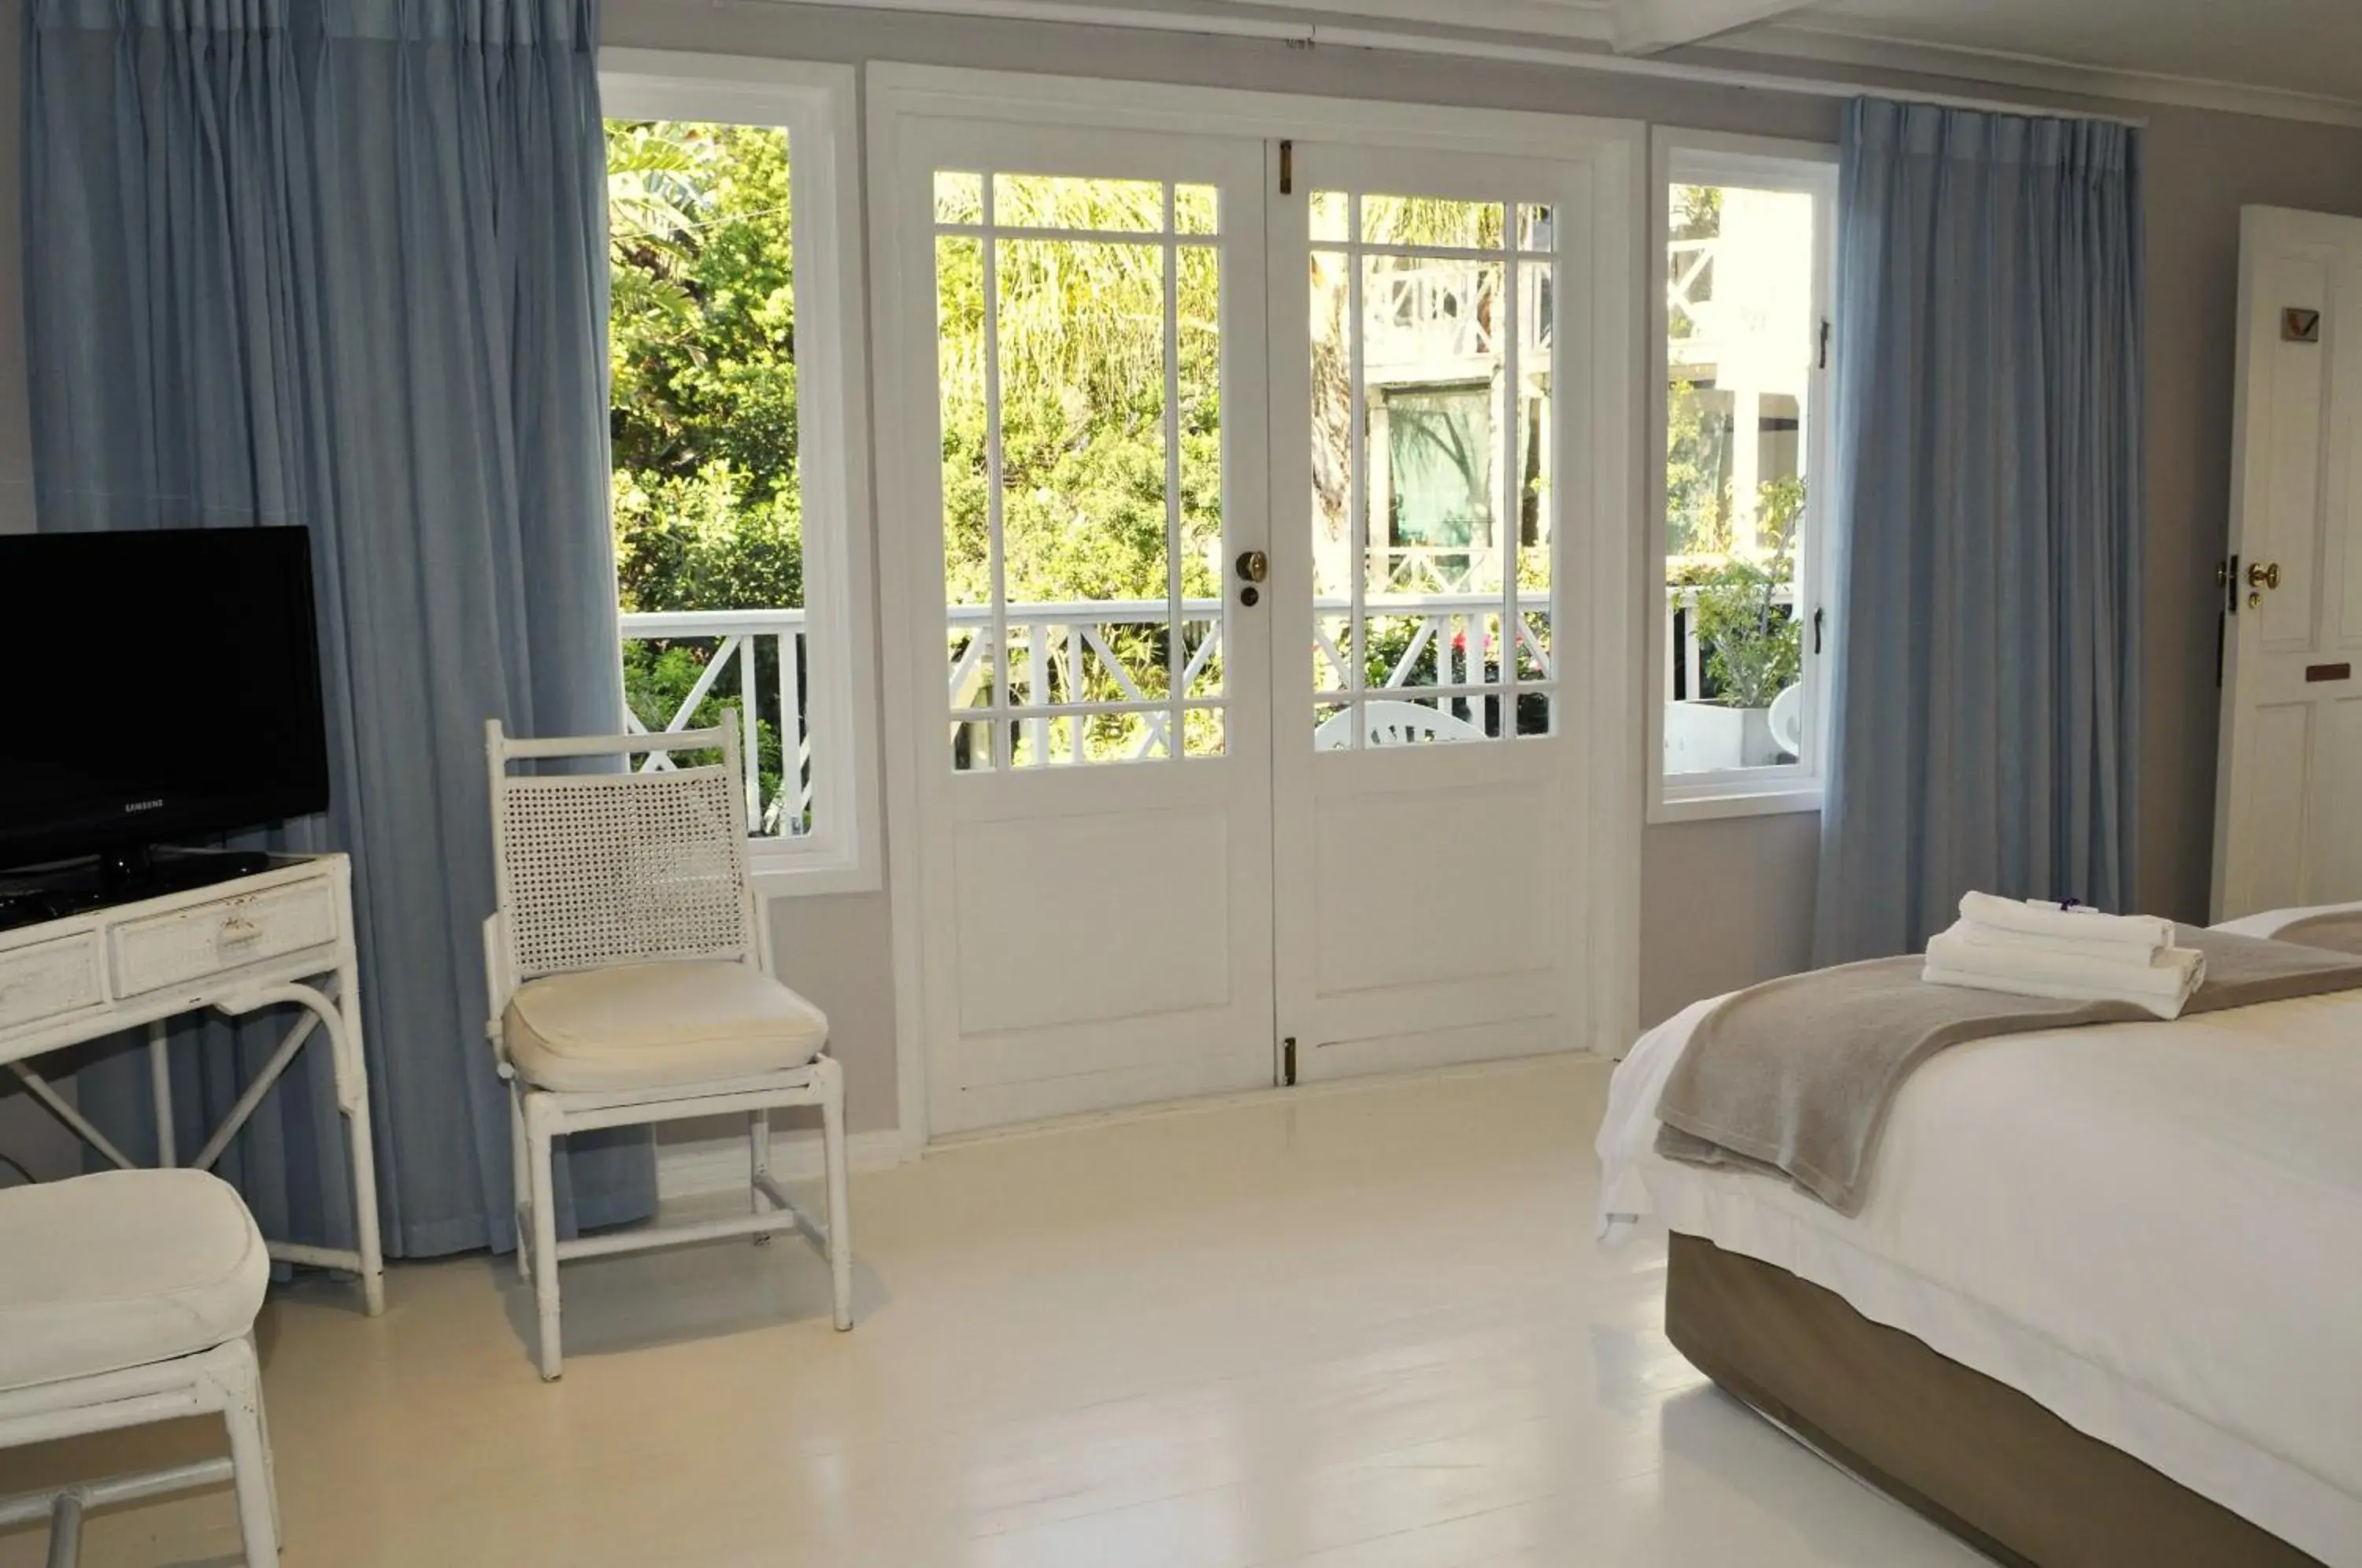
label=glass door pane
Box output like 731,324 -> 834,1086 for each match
1306,188 -> 1557,749
935,172 -> 1228,769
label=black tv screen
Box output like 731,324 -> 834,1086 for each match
0,527 -> 331,872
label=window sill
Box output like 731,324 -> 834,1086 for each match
749,849 -> 881,899
1649,782 -> 1824,825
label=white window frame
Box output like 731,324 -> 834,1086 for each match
600,54 -> 883,894
1648,129 -> 1838,823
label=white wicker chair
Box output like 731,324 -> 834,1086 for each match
483,716 -> 851,1381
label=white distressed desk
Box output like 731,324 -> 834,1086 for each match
0,853 -> 384,1315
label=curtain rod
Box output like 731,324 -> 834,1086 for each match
731,0 -> 2150,126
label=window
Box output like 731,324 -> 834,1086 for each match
599,57 -> 879,892
1651,134 -> 1834,819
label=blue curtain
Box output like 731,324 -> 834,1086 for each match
1813,98 -> 2145,965
23,0 -> 657,1256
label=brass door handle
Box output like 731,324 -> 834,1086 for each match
1235,549 -> 1268,584
2249,560 -> 2282,590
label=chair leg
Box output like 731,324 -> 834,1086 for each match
249,1341 -> 283,1548
749,1110 -> 772,1245
509,1082 -> 532,1283
525,1102 -> 564,1380
219,1338 -> 280,1568
819,1058 -> 853,1331
47,1490 -> 83,1568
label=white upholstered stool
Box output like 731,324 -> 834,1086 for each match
0,1169 -> 279,1566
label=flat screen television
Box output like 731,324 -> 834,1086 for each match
0,527 -> 331,885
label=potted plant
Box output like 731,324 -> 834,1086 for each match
1672,475 -> 1804,769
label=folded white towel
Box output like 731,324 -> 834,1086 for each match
1923,926 -> 2205,1020
1953,921 -> 2171,966
1957,892 -> 2175,954
1919,964 -> 2197,1021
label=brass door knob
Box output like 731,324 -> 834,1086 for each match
1235,549 -> 1268,584
2249,560 -> 2282,590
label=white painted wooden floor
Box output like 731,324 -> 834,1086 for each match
0,1056 -> 1991,1567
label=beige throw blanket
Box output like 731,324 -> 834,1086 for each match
1654,925 -> 2362,1216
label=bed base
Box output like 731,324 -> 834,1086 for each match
1664,1232 -> 2323,1568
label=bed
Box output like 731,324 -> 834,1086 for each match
1598,904 -> 2362,1568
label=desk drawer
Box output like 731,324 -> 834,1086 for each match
112,881 -> 339,997
0,934 -> 106,1033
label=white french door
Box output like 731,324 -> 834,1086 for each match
1268,142 -> 1594,1081
877,80 -> 1632,1134
890,118 -> 1279,1133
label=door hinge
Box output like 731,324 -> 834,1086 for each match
1279,140 -> 1294,197
1281,1036 -> 1298,1086
1817,318 -> 1831,371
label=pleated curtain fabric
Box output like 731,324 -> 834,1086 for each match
22,0 -> 657,1255
1813,98 -> 2146,966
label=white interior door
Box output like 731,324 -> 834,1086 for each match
893,120 -> 1279,1133
2214,206 -> 2362,920
1269,142 -> 1595,1079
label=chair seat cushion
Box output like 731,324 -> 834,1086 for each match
0,1169 -> 268,1392
504,960 -> 829,1092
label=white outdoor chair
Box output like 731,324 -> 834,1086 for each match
483,716 -> 852,1381
1768,681 -> 1804,758
1313,697 -> 1490,749
0,1170 -> 279,1567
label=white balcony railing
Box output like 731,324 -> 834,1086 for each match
946,594 -> 1557,764
624,582 -> 1786,822
621,608 -> 813,838
1364,261 -> 1553,375
621,591 -> 1568,804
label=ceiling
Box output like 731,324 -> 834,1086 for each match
1219,0 -> 2362,120
1774,0 -> 2362,109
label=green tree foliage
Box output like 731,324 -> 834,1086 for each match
935,179 -> 1225,760
1666,183 -> 1734,563
936,181 -> 1224,607
609,122 -> 803,619
1665,379 -> 1731,561
608,121 -> 803,818
1693,475 -> 1805,709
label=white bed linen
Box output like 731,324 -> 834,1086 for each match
1600,990 -> 2362,1566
